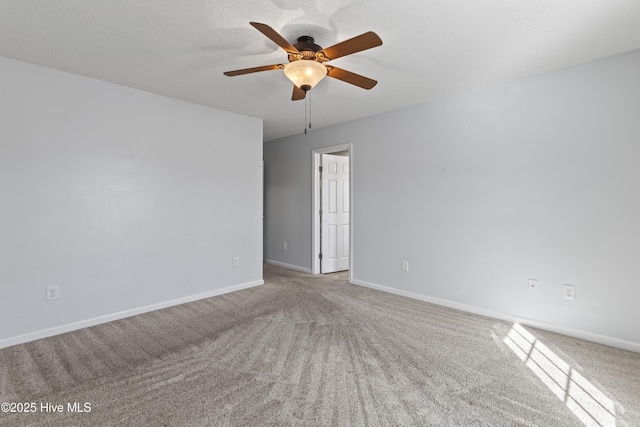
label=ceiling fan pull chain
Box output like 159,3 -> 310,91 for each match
304,94 -> 308,134
308,91 -> 312,130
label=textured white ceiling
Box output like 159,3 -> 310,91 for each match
2,1 -> 640,141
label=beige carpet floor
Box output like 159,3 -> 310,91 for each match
1,264 -> 639,426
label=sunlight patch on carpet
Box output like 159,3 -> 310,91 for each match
504,323 -> 616,427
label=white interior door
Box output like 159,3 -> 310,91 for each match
321,154 -> 349,273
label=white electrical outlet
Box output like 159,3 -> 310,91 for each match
564,284 -> 576,300
233,257 -> 240,268
46,286 -> 60,301
283,242 -> 287,250
528,279 -> 538,294
401,260 -> 409,271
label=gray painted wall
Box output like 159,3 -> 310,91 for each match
0,57 -> 263,345
264,49 -> 640,350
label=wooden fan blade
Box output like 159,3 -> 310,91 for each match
318,31 -> 382,61
326,66 -> 377,89
250,22 -> 300,55
292,85 -> 306,101
223,64 -> 283,76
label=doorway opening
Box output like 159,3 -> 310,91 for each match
312,144 -> 352,281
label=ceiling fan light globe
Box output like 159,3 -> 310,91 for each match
284,60 -> 327,90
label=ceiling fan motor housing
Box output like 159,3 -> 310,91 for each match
289,36 -> 323,62
295,36 -> 322,52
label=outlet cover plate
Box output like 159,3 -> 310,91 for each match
46,285 -> 60,301
564,284 -> 576,300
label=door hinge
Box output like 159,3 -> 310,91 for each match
319,166 -> 323,173
319,253 -> 323,259
319,209 -> 322,216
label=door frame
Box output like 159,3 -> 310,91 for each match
312,143 -> 353,282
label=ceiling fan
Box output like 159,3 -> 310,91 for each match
224,22 -> 382,100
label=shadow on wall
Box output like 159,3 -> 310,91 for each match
504,323 -> 617,427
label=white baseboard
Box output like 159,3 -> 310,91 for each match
263,259 -> 312,274
351,278 -> 640,354
0,280 -> 264,350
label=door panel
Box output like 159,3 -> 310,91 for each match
328,180 -> 337,213
328,225 -> 337,259
342,224 -> 350,256
321,154 -> 349,273
342,180 -> 349,213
